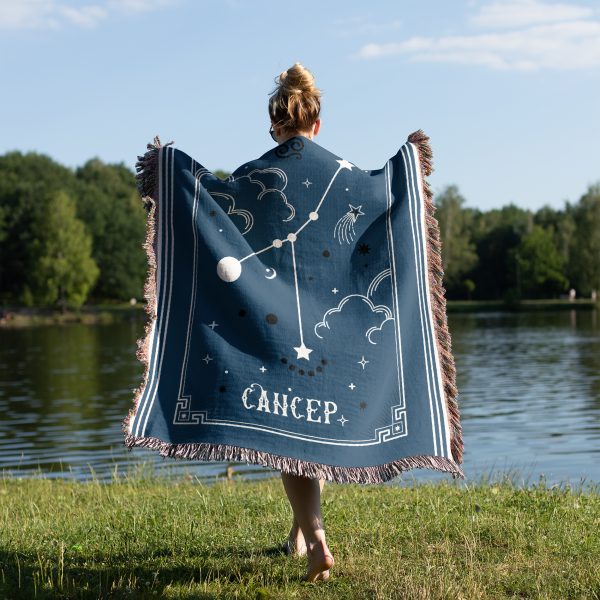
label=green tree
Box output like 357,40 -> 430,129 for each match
0,152 -> 80,302
468,203 -> 532,300
214,169 -> 231,180
509,224 -> 568,299
434,185 -> 478,297
535,203 -> 576,283
30,191 -> 99,309
75,159 -> 147,301
568,183 -> 600,296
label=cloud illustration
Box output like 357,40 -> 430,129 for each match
234,168 -> 295,222
314,269 -> 394,345
314,294 -> 393,345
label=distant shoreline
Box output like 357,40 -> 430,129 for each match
0,303 -> 146,327
1,298 -> 598,328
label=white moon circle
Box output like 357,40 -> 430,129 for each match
265,267 -> 277,280
309,211 -> 319,221
217,256 -> 242,282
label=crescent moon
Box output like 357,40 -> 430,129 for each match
265,267 -> 277,280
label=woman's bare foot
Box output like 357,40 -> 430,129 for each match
301,539 -> 334,582
282,523 -> 307,556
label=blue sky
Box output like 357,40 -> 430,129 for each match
1,0 -> 599,211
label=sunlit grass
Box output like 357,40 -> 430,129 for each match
1,465 -> 599,599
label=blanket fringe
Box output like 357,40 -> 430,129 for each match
121,135 -> 173,441
123,433 -> 464,484
407,129 -> 464,466
121,132 -> 466,485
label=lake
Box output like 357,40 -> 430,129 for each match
1,308 -> 598,489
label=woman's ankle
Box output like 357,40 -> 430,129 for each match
305,530 -> 328,551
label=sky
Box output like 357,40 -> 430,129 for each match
1,0 -> 599,212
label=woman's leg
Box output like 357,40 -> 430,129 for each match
283,477 -> 325,556
280,472 -> 333,581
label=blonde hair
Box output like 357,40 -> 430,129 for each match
268,62 -> 322,137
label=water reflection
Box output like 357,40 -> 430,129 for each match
1,308 -> 598,488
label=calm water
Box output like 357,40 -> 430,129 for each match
1,309 -> 599,488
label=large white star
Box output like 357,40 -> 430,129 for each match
293,342 -> 313,360
337,159 -> 354,171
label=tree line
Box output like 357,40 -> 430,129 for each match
0,151 -> 598,309
435,184 -> 599,301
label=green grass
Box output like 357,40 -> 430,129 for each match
1,468 -> 599,599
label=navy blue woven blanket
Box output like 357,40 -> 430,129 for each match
122,130 -> 464,483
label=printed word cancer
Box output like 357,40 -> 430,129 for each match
241,383 -> 338,424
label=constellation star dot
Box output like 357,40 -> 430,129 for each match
217,256 -> 241,282
294,342 -> 313,361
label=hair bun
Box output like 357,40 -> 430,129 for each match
280,62 -> 317,96
268,62 -> 322,135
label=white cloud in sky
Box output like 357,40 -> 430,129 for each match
0,0 -> 175,30
107,0 -> 176,13
354,0 -> 600,71
471,0 -> 593,28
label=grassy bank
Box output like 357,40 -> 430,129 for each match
1,472 -> 599,599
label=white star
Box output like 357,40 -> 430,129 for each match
294,342 -> 313,360
224,369 -> 229,374
395,425 -> 400,431
302,178 -> 312,187
358,356 -> 369,369
348,382 -> 356,390
338,415 -> 348,426
208,320 -> 219,330
202,354 -> 213,364
259,365 -> 267,373
288,387 -> 292,391
345,188 -> 349,191
332,287 -> 339,294
337,159 -> 354,171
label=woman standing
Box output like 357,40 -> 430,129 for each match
268,62 -> 334,583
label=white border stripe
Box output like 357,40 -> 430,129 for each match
142,146 -> 176,436
409,143 -> 452,457
384,161 -> 405,408
405,144 -> 443,455
177,157 -> 200,400
404,144 -> 445,456
133,146 -> 167,436
401,145 -> 439,455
